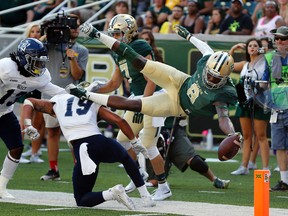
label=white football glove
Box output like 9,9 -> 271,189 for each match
77,80 -> 106,93
23,126 -> 40,140
79,23 -> 100,39
130,139 -> 149,159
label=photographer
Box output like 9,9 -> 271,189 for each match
40,13 -> 88,181
229,38 -> 270,176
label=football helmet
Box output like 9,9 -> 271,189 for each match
107,14 -> 137,44
203,51 -> 234,89
17,38 -> 48,77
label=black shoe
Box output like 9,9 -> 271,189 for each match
40,169 -> 61,181
271,181 -> 288,191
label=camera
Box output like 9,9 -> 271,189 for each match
41,11 -> 78,44
258,47 -> 265,54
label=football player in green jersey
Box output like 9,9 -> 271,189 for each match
66,23 -> 241,148
83,14 -> 171,201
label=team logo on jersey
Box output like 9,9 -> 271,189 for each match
17,84 -> 27,90
9,79 -> 18,82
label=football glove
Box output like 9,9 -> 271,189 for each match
228,132 -> 243,146
77,80 -> 106,93
23,126 -> 40,140
80,23 -> 100,39
175,25 -> 192,41
65,83 -> 88,100
130,139 -> 149,158
132,112 -> 144,124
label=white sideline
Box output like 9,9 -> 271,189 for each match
0,190 -> 287,216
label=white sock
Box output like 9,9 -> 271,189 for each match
280,171 -> 288,184
102,189 -> 114,201
86,92 -> 109,106
99,32 -> 117,49
1,153 -> 19,179
137,185 -> 150,197
158,181 -> 169,191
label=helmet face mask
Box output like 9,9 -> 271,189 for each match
203,51 -> 234,89
17,38 -> 49,77
108,14 -> 137,44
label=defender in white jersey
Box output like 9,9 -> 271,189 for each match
22,94 -> 155,208
0,38 -> 65,199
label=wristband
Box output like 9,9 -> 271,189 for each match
130,138 -> 137,145
24,119 -> 32,126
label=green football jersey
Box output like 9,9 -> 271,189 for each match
113,39 -> 162,96
179,55 -> 238,117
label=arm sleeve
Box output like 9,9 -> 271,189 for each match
38,82 -> 66,96
188,36 -> 214,56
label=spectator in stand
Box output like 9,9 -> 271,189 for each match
278,0 -> 288,25
229,38 -> 271,175
33,0 -> 63,21
251,0 -> 266,26
103,0 -> 129,31
219,0 -> 254,35
138,10 -> 160,33
180,0 -> 205,34
148,0 -> 172,28
139,31 -> 164,63
160,5 -> 184,33
253,1 -> 285,38
0,0 -> 34,27
196,0 -> 214,16
179,0 -> 189,14
204,7 -> 226,35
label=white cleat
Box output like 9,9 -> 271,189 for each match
141,195 -> 156,207
0,189 -> 15,199
125,167 -> 149,193
152,188 -> 172,201
110,184 -> 135,210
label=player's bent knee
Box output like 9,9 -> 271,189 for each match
147,146 -> 160,160
189,155 -> 208,174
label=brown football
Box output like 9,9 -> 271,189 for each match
218,134 -> 241,161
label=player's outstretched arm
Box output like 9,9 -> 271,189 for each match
175,25 -> 214,56
65,84 -> 142,112
80,23 -> 147,70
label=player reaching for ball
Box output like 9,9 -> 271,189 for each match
66,24 -> 243,146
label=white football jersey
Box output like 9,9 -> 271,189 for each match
0,58 -> 65,117
50,94 -> 102,142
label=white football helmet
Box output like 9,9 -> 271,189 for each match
107,14 -> 137,44
203,51 -> 234,89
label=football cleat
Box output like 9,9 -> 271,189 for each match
40,169 -> 61,181
141,195 -> 156,207
110,184 -> 135,210
125,167 -> 149,193
0,188 -> 15,199
213,178 -> 230,189
151,188 -> 172,201
30,154 -> 44,163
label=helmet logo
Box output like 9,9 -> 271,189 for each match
18,40 -> 30,52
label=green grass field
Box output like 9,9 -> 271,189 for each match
0,139 -> 287,215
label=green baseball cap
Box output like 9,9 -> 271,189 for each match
270,26 -> 288,37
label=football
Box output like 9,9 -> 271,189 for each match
218,134 -> 242,161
